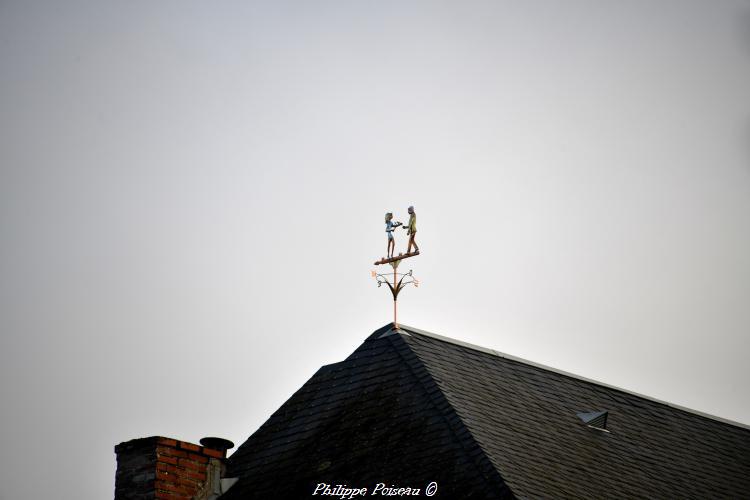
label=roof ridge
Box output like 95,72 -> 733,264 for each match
382,330 -> 514,497
395,323 -> 750,431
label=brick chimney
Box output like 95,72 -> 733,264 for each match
114,436 -> 236,500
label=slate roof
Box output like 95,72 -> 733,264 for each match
224,324 -> 750,499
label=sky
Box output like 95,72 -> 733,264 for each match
1,1 -> 749,498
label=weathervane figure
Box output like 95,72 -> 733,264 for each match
373,206 -> 421,329
385,212 -> 402,258
405,205 -> 419,254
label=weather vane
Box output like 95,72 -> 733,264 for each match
372,205 -> 420,330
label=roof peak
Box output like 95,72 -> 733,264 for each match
375,323 -> 750,431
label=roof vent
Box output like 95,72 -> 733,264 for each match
577,411 -> 609,431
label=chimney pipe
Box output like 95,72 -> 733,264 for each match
200,437 -> 234,458
114,436 -> 237,499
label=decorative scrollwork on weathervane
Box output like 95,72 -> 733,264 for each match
372,269 -> 419,301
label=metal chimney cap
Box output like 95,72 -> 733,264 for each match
200,437 -> 235,451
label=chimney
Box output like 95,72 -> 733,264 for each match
114,436 -> 236,500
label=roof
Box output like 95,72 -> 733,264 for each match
224,324 -> 750,499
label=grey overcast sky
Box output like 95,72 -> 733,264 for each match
1,1 -> 749,498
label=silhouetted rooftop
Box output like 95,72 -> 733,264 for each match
223,324 -> 750,499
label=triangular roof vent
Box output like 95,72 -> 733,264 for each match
577,410 -> 608,431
